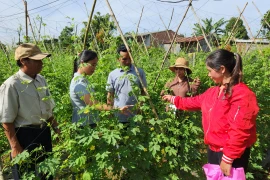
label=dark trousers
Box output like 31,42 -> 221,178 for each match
207,147 -> 251,172
11,126 -> 52,180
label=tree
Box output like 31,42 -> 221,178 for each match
261,10 -> 270,39
81,12 -> 116,50
193,18 -> 227,36
59,26 -> 74,48
225,17 -> 249,39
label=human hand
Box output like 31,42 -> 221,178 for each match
194,77 -> 201,85
220,160 -> 232,176
53,127 -> 61,135
11,145 -> 23,158
119,105 -> 133,115
162,95 -> 173,102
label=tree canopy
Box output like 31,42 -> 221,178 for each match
59,26 -> 74,49
261,10 -> 270,39
225,17 -> 249,39
193,18 -> 227,36
80,12 -> 116,51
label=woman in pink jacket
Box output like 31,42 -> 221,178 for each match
162,49 -> 259,176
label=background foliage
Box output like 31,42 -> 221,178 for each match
0,38 -> 269,179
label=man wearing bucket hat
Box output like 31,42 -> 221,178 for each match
161,57 -> 200,115
0,43 -> 59,179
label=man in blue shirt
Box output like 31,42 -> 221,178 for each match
106,44 -> 147,123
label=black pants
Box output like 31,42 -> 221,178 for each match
207,147 -> 251,172
11,126 -> 52,180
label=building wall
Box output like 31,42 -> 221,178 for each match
163,44 -> 181,54
236,43 -> 270,54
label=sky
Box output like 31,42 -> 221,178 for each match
0,0 -> 269,45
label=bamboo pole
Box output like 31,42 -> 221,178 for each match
105,0 -> 159,119
237,7 -> 254,38
237,6 -> 261,54
252,1 -> 270,29
152,0 -> 192,89
130,6 -> 149,56
190,3 -> 213,52
23,0 -> 29,42
28,15 -> 37,44
139,34 -> 149,57
134,6 -> 149,56
38,17 -> 42,42
159,15 -> 172,43
135,6 -> 149,57
84,2 -> 100,53
244,24 -> 264,56
185,38 -> 192,53
83,0 -> 97,50
168,8 -> 174,29
136,6 -> 144,35
193,32 -> 203,51
224,2 -> 248,46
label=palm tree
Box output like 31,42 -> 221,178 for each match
193,18 -> 227,37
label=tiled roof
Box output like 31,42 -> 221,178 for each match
163,35 -> 205,43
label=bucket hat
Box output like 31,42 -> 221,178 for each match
169,57 -> 192,74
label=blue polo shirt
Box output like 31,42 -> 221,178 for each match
106,64 -> 147,122
70,72 -> 99,125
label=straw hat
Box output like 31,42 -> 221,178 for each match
169,57 -> 192,74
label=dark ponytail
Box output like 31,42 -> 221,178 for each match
206,49 -> 243,96
72,50 -> 98,76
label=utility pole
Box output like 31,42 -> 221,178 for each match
23,0 -> 29,42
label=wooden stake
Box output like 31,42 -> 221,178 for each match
190,3 -> 212,52
83,0 -> 97,50
185,38 -> 192,53
134,6 -> 149,56
192,31 -> 202,51
84,2 -> 100,53
224,2 -> 248,46
152,0 -> 192,89
105,0 -> 159,119
237,6 -> 260,54
23,0 -> 29,42
168,8 -> 174,29
252,1 -> 270,29
159,15 -> 172,42
237,6 -> 254,38
136,6 -> 144,35
244,24 -> 264,56
28,15 -> 37,44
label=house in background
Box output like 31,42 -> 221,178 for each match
125,30 -> 215,53
125,30 -> 184,48
233,38 -> 270,54
163,35 -> 215,53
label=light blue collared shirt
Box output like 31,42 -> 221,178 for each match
106,65 -> 147,122
70,72 -> 99,125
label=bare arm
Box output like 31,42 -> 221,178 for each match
190,77 -> 201,96
84,93 -> 113,111
47,116 -> 60,134
2,123 -> 23,158
107,92 -> 114,106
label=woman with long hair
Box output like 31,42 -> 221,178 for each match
162,49 -> 259,176
70,50 -> 129,127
